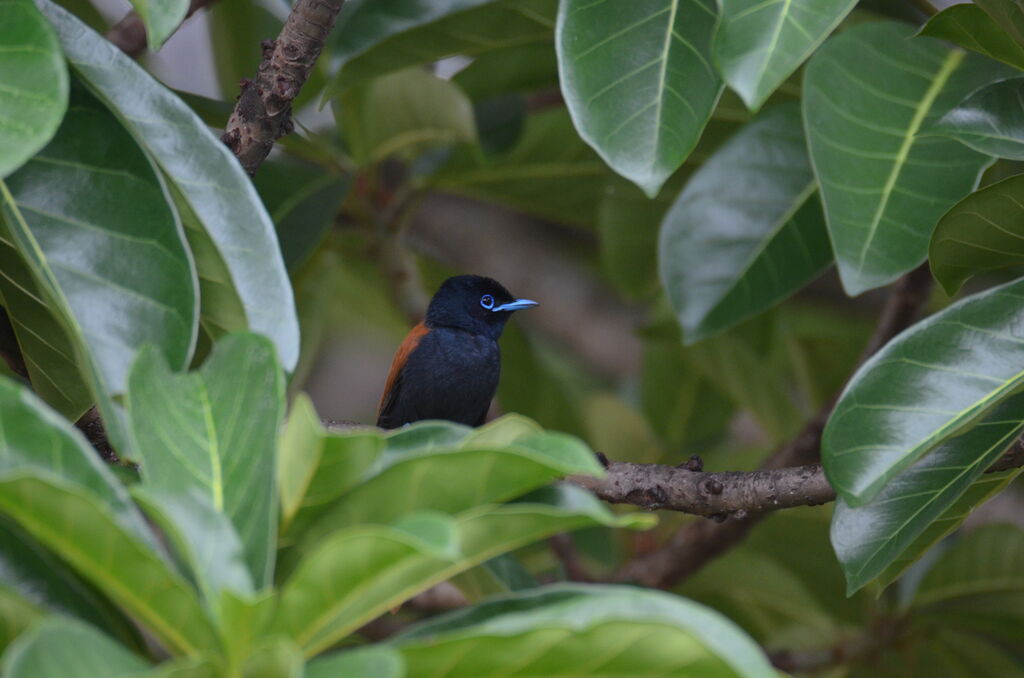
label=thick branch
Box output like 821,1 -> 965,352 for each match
221,0 -> 344,175
612,267 -> 935,588
106,0 -> 217,57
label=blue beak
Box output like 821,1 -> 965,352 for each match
492,298 -> 539,312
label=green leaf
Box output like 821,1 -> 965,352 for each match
660,102 -> 831,343
2,618 -> 150,677
207,0 -> 282,98
39,0 -> 300,371
0,518 -> 142,652
914,524 -> 1024,607
241,637 -> 304,678
0,86 -> 198,452
0,376 -> 148,539
831,394 -> 1024,595
929,173 -> 1024,295
975,0 -> 1024,46
126,334 -> 284,587
278,486 -> 651,656
875,468 -> 1021,592
452,42 -> 558,101
0,0 -> 68,179
126,0 -> 189,51
822,276 -> 1024,506
393,584 -> 776,678
0,474 -> 217,656
919,2 -> 1024,71
0,244 -> 91,419
715,0 -> 856,110
339,67 -> 476,165
327,0 -> 555,95
432,108 -> 608,226
132,487 -> 254,608
252,160 -> 349,273
803,20 -> 1010,295
931,77 -> 1024,161
557,0 -> 722,196
306,646 -> 405,678
295,422 -> 605,549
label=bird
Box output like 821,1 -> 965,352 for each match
377,275 -> 538,429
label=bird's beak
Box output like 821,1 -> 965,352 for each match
492,298 -> 539,312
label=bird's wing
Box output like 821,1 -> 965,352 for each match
377,322 -> 430,426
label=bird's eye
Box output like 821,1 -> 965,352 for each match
480,294 -> 495,309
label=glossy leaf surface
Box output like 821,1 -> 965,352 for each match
660,102 -> 830,342
328,0 -> 554,94
930,173 -> 1024,295
127,334 -> 284,587
0,0 -> 68,179
932,76 -> 1024,160
831,394 -> 1024,594
715,0 -> 855,110
804,21 -> 1007,295
40,1 -> 300,370
918,2 -> 1024,71
393,584 -> 776,678
823,277 -> 1024,505
558,0 -> 722,196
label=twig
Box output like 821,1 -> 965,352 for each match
221,0 -> 345,175
106,0 -> 218,57
612,266 -> 935,588
548,534 -> 595,582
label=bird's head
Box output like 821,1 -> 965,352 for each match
425,275 -> 538,338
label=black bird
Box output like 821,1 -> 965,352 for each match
377,275 -> 538,429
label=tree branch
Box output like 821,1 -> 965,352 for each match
221,0 -> 345,175
610,266 -> 935,588
106,0 -> 218,57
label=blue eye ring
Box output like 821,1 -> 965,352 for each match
480,294 -> 495,310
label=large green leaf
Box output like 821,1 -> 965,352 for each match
0,518 -> 142,652
40,0 -> 300,371
822,276 -> 1024,506
557,0 -> 722,196
0,244 -> 90,419
393,584 -> 775,678
929,173 -> 1024,296
126,334 -> 284,587
132,487 -> 255,609
660,102 -> 830,343
252,160 -> 349,273
0,372 -> 148,539
803,21 -> 1009,295
452,42 -> 558,101
431,108 -> 608,226
278,486 -> 652,656
0,86 -> 198,451
0,474 -> 216,656
831,394 -> 1024,594
327,0 -> 554,95
126,0 -> 189,51
919,2 -> 1024,71
338,67 -> 476,165
306,646 -> 404,678
975,0 -> 1024,46
714,0 -> 856,110
295,419 -> 606,550
914,524 -> 1024,607
0,0 -> 67,179
932,77 -> 1024,161
2,618 -> 149,677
